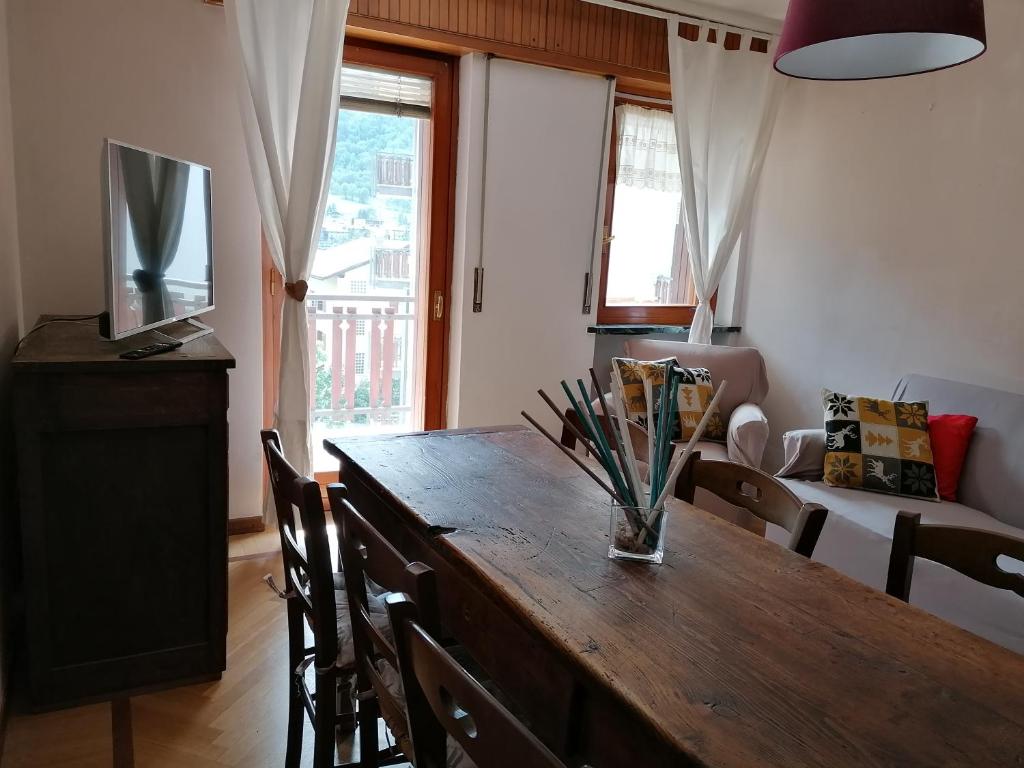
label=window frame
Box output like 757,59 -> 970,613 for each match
596,95 -> 713,326
261,38 -> 459,490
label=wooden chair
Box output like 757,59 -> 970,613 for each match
327,483 -> 439,767
886,511 -> 1024,602
386,592 -> 567,768
675,451 -> 829,558
260,430 -> 401,768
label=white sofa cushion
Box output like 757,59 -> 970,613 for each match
771,480 -> 1024,655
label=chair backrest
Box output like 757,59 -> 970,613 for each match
675,452 -> 828,558
386,593 -> 566,768
886,511 -> 1024,602
260,429 -> 339,669
327,484 -> 439,738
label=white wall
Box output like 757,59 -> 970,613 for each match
742,0 -> 1024,469
6,0 -> 263,518
0,0 -> 21,717
448,56 -> 609,433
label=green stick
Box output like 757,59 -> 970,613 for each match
576,379 -> 632,506
652,362 -> 672,504
657,363 -> 678,503
561,381 -> 630,506
589,368 -> 638,509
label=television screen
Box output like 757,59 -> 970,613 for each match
103,141 -> 213,339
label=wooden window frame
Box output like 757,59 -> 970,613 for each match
596,95 -> 711,327
261,37 -> 459,487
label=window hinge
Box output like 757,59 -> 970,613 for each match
433,290 -> 444,320
602,226 -> 615,248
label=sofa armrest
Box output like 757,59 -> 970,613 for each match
777,429 -> 827,480
727,402 -> 769,468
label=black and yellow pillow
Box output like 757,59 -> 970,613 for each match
822,388 -> 938,501
611,358 -> 725,442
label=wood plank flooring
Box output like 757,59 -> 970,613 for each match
1,528 -> 403,767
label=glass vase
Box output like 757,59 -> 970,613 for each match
608,502 -> 666,564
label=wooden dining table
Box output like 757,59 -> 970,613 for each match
325,425 -> 1024,767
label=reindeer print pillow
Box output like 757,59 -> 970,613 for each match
822,389 -> 939,501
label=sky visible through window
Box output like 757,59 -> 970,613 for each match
606,184 -> 684,305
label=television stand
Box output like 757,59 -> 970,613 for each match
157,317 -> 214,345
175,317 -> 212,344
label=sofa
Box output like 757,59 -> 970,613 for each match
772,374 -> 1024,655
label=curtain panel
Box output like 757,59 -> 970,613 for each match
667,22 -> 783,344
615,104 -> 682,193
227,0 -> 350,480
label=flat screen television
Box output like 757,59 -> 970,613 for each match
101,140 -> 214,340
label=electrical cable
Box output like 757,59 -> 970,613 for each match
12,313 -> 104,355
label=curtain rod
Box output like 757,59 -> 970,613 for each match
581,0 -> 781,37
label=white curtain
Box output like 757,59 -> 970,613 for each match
615,104 -> 681,193
227,0 -> 350,477
667,22 -> 783,344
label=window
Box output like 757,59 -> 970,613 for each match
354,352 -> 366,375
597,101 -> 698,325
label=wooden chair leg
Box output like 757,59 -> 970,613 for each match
357,691 -> 381,768
313,672 -> 338,768
285,675 -> 304,768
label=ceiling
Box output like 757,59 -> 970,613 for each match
707,0 -> 788,21
632,0 -> 790,23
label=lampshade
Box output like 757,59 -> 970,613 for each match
775,0 -> 987,81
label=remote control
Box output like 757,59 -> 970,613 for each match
119,341 -> 183,360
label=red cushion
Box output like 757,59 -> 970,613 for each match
927,414 -> 978,502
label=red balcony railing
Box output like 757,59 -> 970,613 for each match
306,294 -> 415,431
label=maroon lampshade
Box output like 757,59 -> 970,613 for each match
775,0 -> 987,81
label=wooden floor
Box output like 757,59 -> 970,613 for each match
1,527 -> 402,768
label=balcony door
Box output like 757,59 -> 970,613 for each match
263,42 -> 456,477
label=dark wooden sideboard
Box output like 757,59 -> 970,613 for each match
12,318 -> 234,710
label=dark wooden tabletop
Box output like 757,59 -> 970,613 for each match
12,316 -> 234,372
326,426 -> 1024,767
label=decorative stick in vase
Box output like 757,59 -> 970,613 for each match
589,368 -> 638,508
519,410 -> 627,505
642,379 -> 730,540
643,377 -> 656,484
609,365 -> 647,505
536,388 -> 600,458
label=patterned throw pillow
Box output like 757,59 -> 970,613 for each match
676,367 -> 726,442
612,357 -> 674,430
611,358 -> 725,442
822,388 -> 939,501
